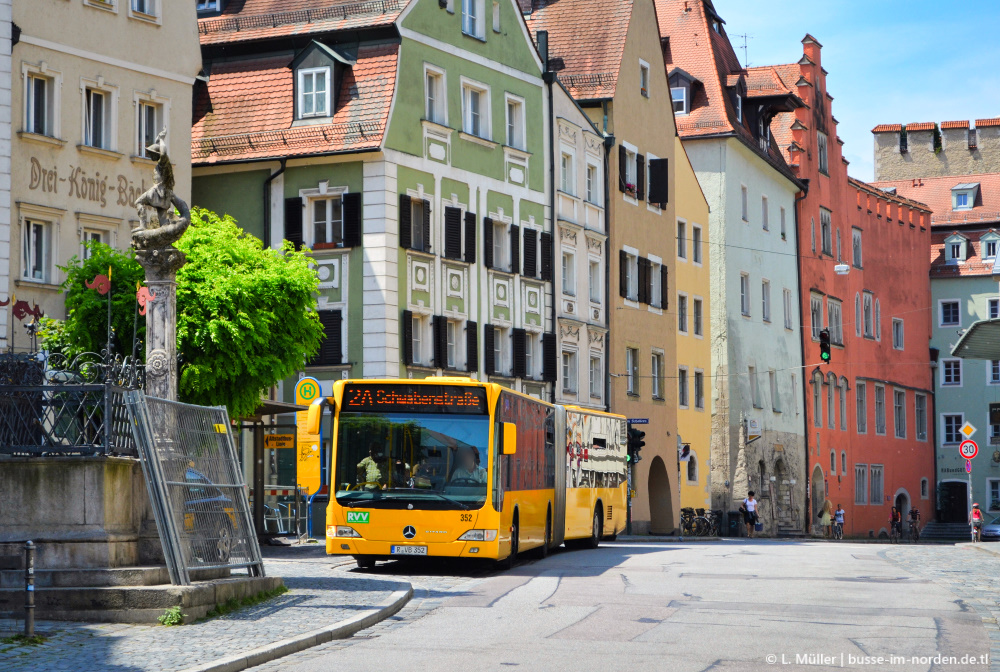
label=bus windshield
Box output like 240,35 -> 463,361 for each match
334,412 -> 490,510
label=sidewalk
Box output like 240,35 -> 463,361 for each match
0,545 -> 411,672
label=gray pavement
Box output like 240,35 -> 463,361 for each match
247,540 -> 998,672
0,545 -> 408,672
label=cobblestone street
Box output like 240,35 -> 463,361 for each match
0,546 -> 409,672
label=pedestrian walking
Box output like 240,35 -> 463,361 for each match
741,491 -> 759,538
970,503 -> 984,543
820,498 -> 833,538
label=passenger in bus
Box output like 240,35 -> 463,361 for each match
450,447 -> 487,484
356,441 -> 386,489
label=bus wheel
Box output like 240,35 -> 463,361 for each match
536,511 -> 551,559
502,520 -> 519,570
585,508 -> 602,549
356,556 -> 376,570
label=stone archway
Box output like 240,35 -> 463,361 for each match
811,464 -> 825,534
647,456 -> 673,534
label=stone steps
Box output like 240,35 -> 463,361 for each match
0,575 -> 283,623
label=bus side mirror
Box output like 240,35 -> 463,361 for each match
502,422 -> 517,455
306,398 -> 328,435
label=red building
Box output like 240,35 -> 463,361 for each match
763,36 -> 935,537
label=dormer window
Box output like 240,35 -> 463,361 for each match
671,87 -> 687,114
952,183 -> 979,210
945,233 -> 968,264
982,233 -> 999,259
292,41 -> 355,122
298,68 -> 329,118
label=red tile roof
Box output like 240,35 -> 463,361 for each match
192,43 -> 399,164
905,122 -> 935,131
655,0 -> 799,186
872,124 -> 902,132
940,120 -> 969,129
929,229 -> 1000,278
199,0 -> 406,46
976,117 -> 1000,128
872,173 -> 1000,228
524,0 -> 632,101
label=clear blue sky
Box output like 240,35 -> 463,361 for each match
713,0 -> 1000,182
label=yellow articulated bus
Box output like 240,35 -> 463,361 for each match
306,377 -> 627,568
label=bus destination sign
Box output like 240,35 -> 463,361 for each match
342,384 -> 488,414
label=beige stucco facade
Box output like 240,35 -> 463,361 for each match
7,0 -> 200,343
553,83 -> 608,411
874,123 -> 1000,181
673,135 -> 711,511
581,0 -> 679,534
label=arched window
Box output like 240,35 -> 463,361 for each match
827,372 -> 837,429
841,451 -> 847,474
855,293 -> 862,336
812,372 -> 823,427
839,377 -> 848,431
830,449 -> 836,474
687,452 -> 698,483
921,478 -> 928,498
875,299 -> 882,341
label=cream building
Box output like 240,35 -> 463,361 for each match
0,0 -> 11,347
7,0 -> 200,344
553,81 -> 608,411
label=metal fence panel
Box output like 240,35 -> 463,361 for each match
125,391 -> 264,585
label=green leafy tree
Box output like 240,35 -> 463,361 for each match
176,208 -> 323,418
43,208 -> 324,419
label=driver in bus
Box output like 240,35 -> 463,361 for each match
450,447 -> 487,484
356,441 -> 386,489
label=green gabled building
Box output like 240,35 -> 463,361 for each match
192,0 -> 555,409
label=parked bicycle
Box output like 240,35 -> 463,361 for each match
679,507 -> 700,536
680,507 -> 723,536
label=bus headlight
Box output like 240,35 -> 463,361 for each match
336,526 -> 362,538
458,529 -> 497,542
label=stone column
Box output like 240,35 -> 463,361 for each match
137,249 -> 184,401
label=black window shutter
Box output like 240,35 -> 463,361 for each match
284,197 -> 303,250
466,320 -> 478,372
402,309 -> 413,365
618,145 -> 627,192
342,192 -> 361,248
644,258 -> 653,304
512,328 -> 527,379
433,315 -> 447,368
510,224 -> 520,274
484,325 -> 496,376
523,228 -> 537,278
648,158 -> 669,206
399,194 -> 412,250
311,309 -> 342,366
637,258 -> 646,304
542,332 -> 557,383
422,199 -> 431,252
483,217 -> 494,269
637,154 -> 646,201
619,249 -> 628,298
444,207 -> 462,259
464,211 -> 476,263
540,232 -> 553,281
660,264 -> 669,310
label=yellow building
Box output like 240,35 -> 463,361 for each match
674,136 -> 711,510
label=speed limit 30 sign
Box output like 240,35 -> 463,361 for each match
960,439 -> 979,460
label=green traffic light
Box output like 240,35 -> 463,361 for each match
821,352 -> 830,362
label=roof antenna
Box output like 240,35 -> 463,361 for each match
732,33 -> 753,68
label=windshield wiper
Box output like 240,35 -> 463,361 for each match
379,488 -> 471,510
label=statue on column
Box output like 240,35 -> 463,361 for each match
132,129 -> 190,400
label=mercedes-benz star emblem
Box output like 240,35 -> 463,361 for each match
403,526 -> 416,539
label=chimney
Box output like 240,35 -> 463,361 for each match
517,0 -> 533,13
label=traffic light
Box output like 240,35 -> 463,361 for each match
819,328 -> 831,364
627,427 -> 646,464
